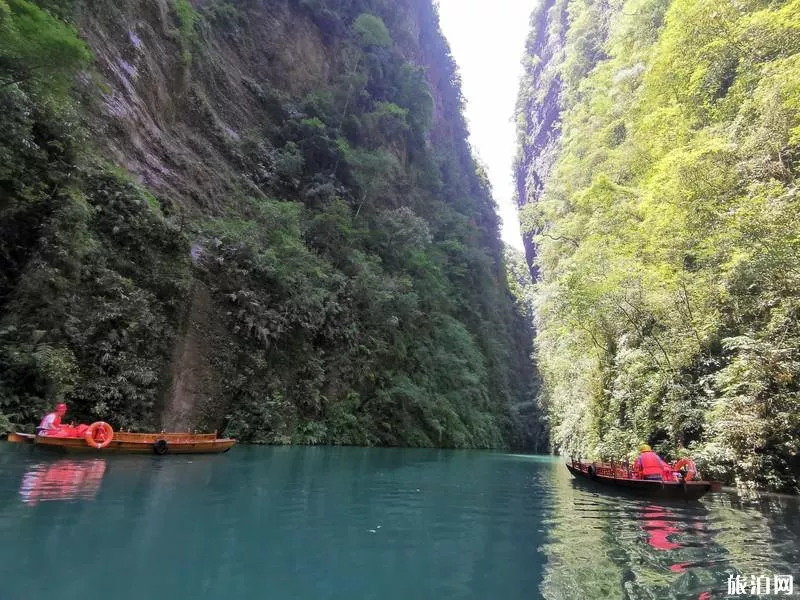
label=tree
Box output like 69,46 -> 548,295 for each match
0,0 -> 91,90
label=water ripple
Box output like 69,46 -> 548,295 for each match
0,447 -> 797,600
538,463 -> 800,600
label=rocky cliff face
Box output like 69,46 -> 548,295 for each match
514,0 -> 613,279
78,0 -> 335,213
0,0 -> 543,449
514,0 -> 567,280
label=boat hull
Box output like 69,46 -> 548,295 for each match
7,432 -> 236,454
566,461 -> 719,501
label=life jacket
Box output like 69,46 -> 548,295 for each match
637,451 -> 665,477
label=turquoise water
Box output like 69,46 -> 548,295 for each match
0,445 -> 797,599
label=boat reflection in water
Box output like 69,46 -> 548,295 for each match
540,462 -> 751,600
19,459 -> 107,505
637,504 -> 717,599
641,504 -> 681,551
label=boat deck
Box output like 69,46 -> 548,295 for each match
7,432 -> 236,454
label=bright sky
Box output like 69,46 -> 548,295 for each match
437,0 -> 533,250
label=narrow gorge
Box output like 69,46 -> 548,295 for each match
4,0 -> 799,492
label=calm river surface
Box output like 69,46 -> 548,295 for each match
0,445 -> 798,599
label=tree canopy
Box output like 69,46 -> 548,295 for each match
517,0 -> 800,491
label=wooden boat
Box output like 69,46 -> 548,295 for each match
566,459 -> 721,501
7,430 -> 236,455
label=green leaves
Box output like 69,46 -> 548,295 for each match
0,171 -> 190,431
352,13 -> 392,48
522,0 -> 800,490
0,0 -> 91,92
171,0 -> 198,65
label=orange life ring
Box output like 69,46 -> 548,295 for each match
674,457 -> 697,481
84,422 -> 114,449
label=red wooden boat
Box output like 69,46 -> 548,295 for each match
566,458 -> 721,500
7,425 -> 236,455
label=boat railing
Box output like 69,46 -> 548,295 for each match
573,459 -> 640,480
113,432 -> 220,442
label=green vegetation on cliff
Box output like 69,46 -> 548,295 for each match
2,0 -> 189,432
0,0 -> 542,449
517,0 -> 800,490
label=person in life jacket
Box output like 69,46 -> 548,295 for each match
37,403 -> 67,436
634,443 -> 671,480
672,449 -> 699,481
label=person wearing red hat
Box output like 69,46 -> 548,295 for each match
36,403 -> 68,436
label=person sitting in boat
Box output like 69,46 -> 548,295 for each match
36,404 -> 90,438
672,449 -> 699,481
634,443 -> 671,481
36,403 -> 68,436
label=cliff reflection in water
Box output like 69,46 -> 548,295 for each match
19,459 -> 107,505
540,462 -> 800,600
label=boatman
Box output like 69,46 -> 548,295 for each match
634,443 -> 671,481
36,403 -> 67,436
